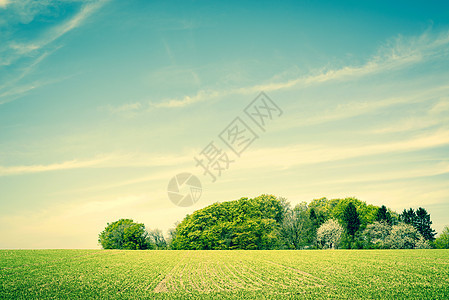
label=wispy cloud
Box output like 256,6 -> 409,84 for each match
1,0 -> 109,62
233,129 -> 449,171
0,0 -> 109,103
149,29 -> 449,109
101,102 -> 143,115
0,151 -> 193,176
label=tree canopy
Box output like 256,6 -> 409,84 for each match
99,195 -> 440,250
98,219 -> 148,250
171,194 -> 285,250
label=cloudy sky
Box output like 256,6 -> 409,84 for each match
1,0 -> 448,249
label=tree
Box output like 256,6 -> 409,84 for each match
98,219 -> 152,250
400,207 -> 436,241
376,205 -> 392,225
342,202 -> 361,238
171,194 -> 285,250
316,219 -> 344,249
399,208 -> 416,225
148,229 -> 167,249
279,202 -> 314,249
414,207 -> 436,241
415,236 -> 432,249
386,223 -> 423,249
434,226 -> 449,249
363,221 -> 391,249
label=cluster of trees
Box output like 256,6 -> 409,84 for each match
98,195 -> 449,250
98,219 -> 167,250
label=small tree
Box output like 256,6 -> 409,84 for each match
98,219 -> 152,250
343,202 -> 361,238
434,226 -> 449,249
316,219 -> 344,249
386,223 -> 422,249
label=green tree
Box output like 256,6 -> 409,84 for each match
376,205 -> 392,225
414,207 -> 436,241
342,202 -> 361,238
279,202 -> 314,249
399,208 -> 416,224
328,198 -> 378,231
98,219 -> 152,250
171,194 -> 285,250
434,226 -> 449,249
400,207 -> 436,241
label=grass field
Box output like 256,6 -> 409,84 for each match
1,249 -> 448,299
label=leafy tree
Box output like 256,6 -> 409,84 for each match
171,194 -> 285,250
376,205 -> 392,225
324,197 -> 378,231
342,202 -> 361,238
414,207 -> 436,241
279,202 -> 314,249
316,219 -> 344,249
434,226 -> 449,249
386,223 -> 423,249
363,221 -> 391,249
98,219 -> 152,250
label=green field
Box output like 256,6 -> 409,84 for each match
1,250 -> 448,299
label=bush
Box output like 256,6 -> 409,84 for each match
434,226 -> 449,249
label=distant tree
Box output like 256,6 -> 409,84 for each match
434,226 -> 449,249
386,223 -> 423,249
98,219 -> 152,250
171,194 -> 285,250
414,207 -> 436,241
342,202 -> 361,238
400,207 -> 436,241
279,202 -> 314,249
329,198 -> 378,231
316,219 -> 344,249
363,221 -> 391,249
399,208 -> 416,225
376,205 -> 392,225
148,229 -> 167,249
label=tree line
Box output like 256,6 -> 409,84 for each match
98,194 -> 449,250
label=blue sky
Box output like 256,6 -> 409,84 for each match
0,0 -> 448,248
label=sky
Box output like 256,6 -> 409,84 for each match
0,0 -> 448,249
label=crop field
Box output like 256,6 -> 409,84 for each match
1,250 -> 448,299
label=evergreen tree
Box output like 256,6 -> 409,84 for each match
414,207 -> 436,241
399,208 -> 416,224
376,205 -> 392,225
343,202 -> 361,238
